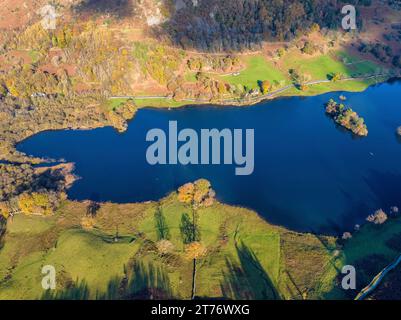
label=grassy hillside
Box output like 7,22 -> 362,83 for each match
132,50 -> 386,108
0,192 -> 341,300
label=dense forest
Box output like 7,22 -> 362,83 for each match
160,0 -> 371,51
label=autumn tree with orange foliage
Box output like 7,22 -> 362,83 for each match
0,202 -> 10,218
177,179 -> 215,208
185,242 -> 207,260
17,192 -> 53,216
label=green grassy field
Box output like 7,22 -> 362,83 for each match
0,192 -> 341,300
280,50 -> 381,80
106,98 -> 130,111
220,55 -> 287,90
131,50 -> 386,109
0,185 -> 401,299
1,187 -> 399,300
281,78 -> 378,98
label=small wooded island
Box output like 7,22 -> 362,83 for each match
325,99 -> 368,136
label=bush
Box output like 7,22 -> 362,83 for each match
301,42 -> 318,55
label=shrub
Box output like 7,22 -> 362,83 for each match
330,72 -> 344,82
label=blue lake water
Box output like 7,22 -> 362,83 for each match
17,80 -> 401,234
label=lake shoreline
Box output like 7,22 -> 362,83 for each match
15,80 -> 401,235
3,75 -> 396,166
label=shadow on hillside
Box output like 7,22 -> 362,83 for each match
122,261 -> 174,299
220,242 -> 280,300
0,216 -> 7,250
41,261 -> 174,300
42,280 -> 90,300
74,0 -> 134,18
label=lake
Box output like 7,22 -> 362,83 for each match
17,80 -> 401,234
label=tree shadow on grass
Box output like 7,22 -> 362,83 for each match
41,261 -> 174,300
220,241 -> 280,300
42,280 -> 90,300
123,261 -> 174,299
0,216 -> 6,250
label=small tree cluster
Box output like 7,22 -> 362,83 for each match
325,99 -> 368,136
187,55 -> 241,73
184,242 -> 207,260
330,72 -> 344,82
342,232 -> 352,240
17,192 -> 54,216
301,41 -> 319,55
177,179 -> 215,208
260,80 -> 271,94
366,209 -> 388,225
